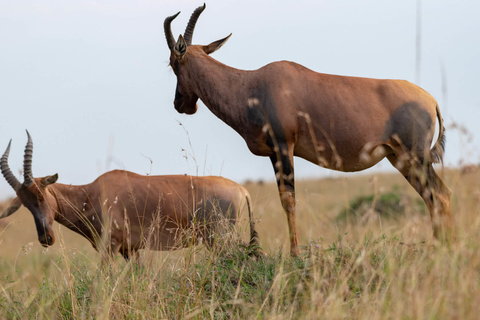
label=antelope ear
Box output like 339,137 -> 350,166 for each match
203,33 -> 232,55
174,34 -> 187,59
42,173 -> 58,186
0,197 -> 22,219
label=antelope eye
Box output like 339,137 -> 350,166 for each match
173,59 -> 180,73
35,187 -> 45,201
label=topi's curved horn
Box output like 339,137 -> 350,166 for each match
23,130 -> 34,187
184,3 -> 206,46
1,140 -> 21,191
164,11 -> 181,50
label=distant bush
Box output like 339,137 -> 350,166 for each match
336,192 -> 426,224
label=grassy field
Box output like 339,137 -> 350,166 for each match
1,167 -> 480,319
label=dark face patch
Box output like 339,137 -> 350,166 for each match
17,185 -> 55,247
383,102 -> 433,158
174,81 -> 198,114
169,51 -> 199,115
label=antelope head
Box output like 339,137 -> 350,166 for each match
164,3 -> 231,115
1,131 -> 59,247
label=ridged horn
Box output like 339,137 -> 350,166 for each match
184,3 -> 206,46
23,130 -> 34,187
1,140 -> 21,191
164,11 -> 181,50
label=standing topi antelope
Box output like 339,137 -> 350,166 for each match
164,4 -> 453,256
0,131 -> 259,260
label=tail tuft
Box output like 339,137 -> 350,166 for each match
249,229 -> 259,247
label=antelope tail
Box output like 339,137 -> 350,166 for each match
430,104 -> 446,164
245,193 -> 259,248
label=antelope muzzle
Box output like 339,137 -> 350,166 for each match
38,230 -> 55,247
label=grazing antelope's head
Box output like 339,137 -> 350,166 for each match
164,3 -> 231,115
1,131 -> 59,247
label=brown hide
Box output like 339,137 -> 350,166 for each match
49,171 -> 254,258
164,5 -> 453,256
1,133 -> 259,260
173,50 -> 441,169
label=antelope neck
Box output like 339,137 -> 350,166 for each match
188,55 -> 252,130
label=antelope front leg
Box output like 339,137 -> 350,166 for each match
270,146 -> 299,257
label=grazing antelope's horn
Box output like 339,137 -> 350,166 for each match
23,130 -> 34,187
164,11 -> 181,50
1,140 -> 21,191
184,3 -> 206,46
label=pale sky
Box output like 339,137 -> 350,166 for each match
1,0 -> 479,200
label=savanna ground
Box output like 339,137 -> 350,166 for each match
1,165 -> 480,319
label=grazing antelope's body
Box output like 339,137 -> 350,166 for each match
1,132 -> 259,260
164,5 -> 454,256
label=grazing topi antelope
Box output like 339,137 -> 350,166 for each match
0,131 -> 259,260
164,4 -> 453,256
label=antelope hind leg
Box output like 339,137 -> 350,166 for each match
388,155 -> 454,243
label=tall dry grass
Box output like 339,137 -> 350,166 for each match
0,166 -> 479,318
